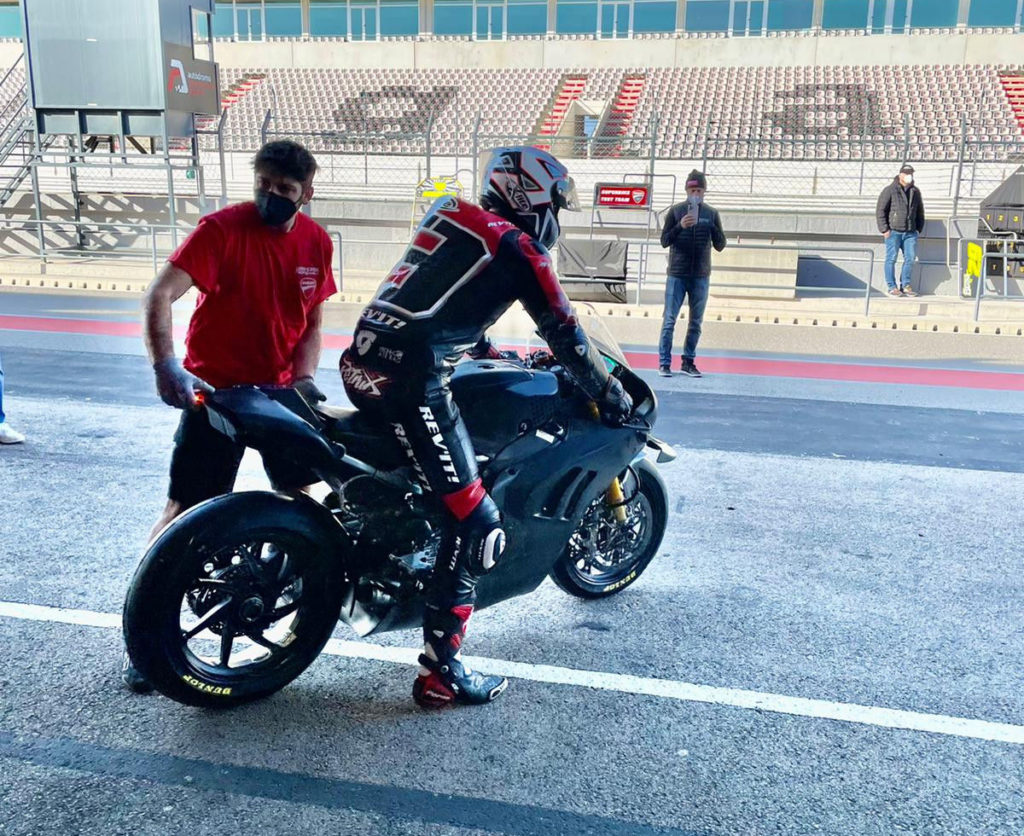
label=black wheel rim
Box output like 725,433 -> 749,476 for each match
564,473 -> 655,589
175,533 -> 319,682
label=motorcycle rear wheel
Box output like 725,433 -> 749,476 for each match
123,492 -> 347,708
550,460 -> 668,599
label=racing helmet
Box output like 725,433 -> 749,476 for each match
479,147 -> 579,249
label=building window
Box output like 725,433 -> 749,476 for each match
381,0 -> 419,35
475,2 -> 507,39
968,0 -> 1023,27
238,4 -> 265,40
731,0 -> 766,34
766,0 -> 812,30
311,1 -> 348,35
910,0 -> 958,28
684,0 -> 730,31
212,4 -> 238,37
870,0 -> 910,33
265,1 -> 303,36
435,0 -> 474,35
599,0 -> 631,36
633,0 -> 676,32
508,0 -> 548,34
557,0 -> 599,33
822,0 -> 869,30
0,5 -> 19,38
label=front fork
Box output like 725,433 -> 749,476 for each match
589,401 -> 629,524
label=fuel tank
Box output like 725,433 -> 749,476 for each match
450,360 -> 566,457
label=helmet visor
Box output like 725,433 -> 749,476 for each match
553,177 -> 580,212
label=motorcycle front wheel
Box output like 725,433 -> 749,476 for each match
549,459 -> 668,599
123,492 -> 347,708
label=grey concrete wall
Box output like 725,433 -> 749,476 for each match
0,191 -> 968,296
211,30 -> 1024,71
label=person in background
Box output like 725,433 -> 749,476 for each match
0,351 -> 26,445
122,139 -> 336,692
658,169 -> 727,378
876,163 -> 925,297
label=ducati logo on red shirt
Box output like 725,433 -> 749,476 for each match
297,265 -> 319,297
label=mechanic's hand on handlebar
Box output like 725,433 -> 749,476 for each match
598,376 -> 633,424
294,375 -> 327,403
153,357 -> 214,411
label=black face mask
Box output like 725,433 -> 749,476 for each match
255,190 -> 301,226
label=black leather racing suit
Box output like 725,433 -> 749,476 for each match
340,197 -> 619,617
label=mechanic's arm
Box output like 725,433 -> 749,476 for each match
143,263 -> 213,408
290,303 -> 327,402
143,263 -> 193,365
291,303 -> 324,381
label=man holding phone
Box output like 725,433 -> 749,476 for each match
658,170 -> 726,378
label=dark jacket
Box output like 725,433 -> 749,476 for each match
660,201 -> 727,278
876,178 -> 925,234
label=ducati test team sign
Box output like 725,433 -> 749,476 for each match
593,183 -> 652,210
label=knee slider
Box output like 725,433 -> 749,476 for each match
461,495 -> 505,575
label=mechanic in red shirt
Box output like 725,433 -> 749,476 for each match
124,140 -> 336,692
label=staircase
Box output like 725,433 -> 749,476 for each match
0,55 -> 48,209
194,71 -> 268,133
999,71 -> 1024,132
535,74 -> 588,148
593,73 -> 646,158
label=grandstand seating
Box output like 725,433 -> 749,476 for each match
1,56 -> 1019,163
207,62 -> 1024,162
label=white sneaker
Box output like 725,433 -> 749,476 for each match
0,423 -> 25,444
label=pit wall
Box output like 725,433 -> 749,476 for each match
2,192 -> 959,296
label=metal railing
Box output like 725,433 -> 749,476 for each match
966,236 -> 1024,321
0,217 -> 345,291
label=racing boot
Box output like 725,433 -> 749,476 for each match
413,604 -> 508,709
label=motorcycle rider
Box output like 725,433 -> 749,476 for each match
341,147 -> 633,709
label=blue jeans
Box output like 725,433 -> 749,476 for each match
884,231 -> 918,290
659,275 -> 710,367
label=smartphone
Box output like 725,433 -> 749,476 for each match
686,196 -> 699,221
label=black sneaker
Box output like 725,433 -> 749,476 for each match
658,366 -> 672,377
121,649 -> 154,694
679,360 -> 703,378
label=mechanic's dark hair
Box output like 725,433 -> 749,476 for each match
253,140 -> 318,184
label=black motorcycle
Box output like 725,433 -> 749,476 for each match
123,311 -> 676,707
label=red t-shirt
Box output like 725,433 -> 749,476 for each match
169,202 -> 336,388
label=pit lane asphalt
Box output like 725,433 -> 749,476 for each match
1,339 -> 1023,835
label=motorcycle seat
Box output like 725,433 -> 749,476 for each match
314,404 -> 407,470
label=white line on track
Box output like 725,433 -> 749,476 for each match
3,599 -> 1023,746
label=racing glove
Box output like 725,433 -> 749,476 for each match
153,357 -> 214,410
598,376 -> 633,424
294,375 -> 327,403
467,337 -> 520,363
